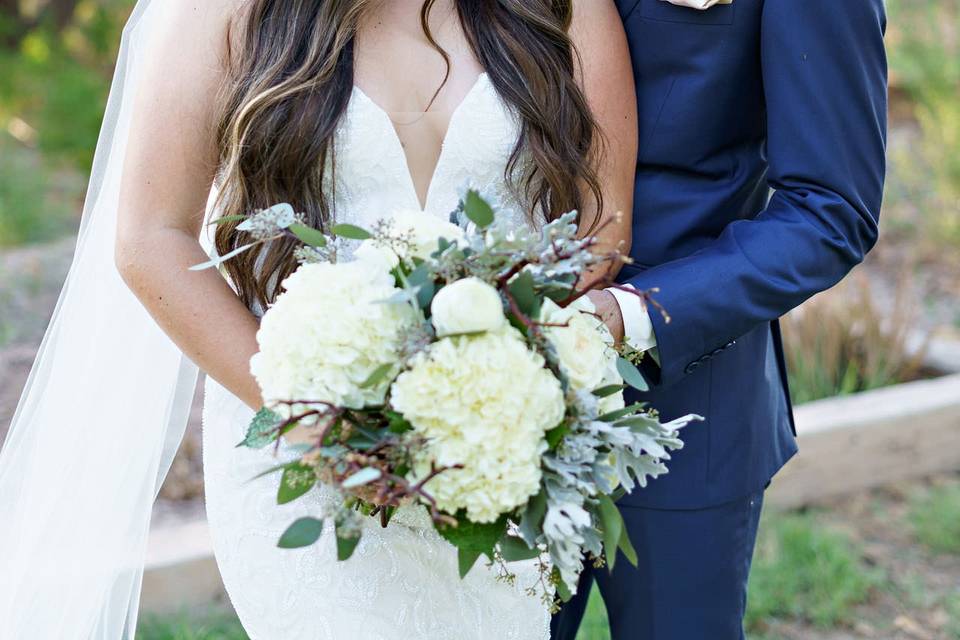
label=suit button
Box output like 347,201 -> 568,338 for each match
684,361 -> 700,374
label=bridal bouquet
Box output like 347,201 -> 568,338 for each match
202,192 -> 698,605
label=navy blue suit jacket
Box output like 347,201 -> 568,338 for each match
615,0 -> 887,509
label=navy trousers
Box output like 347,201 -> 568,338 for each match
550,491 -> 765,640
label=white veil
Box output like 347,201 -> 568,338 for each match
0,2 -> 200,637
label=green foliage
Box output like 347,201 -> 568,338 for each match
437,514 -> 509,578
0,1 -> 133,169
463,189 -> 495,227
576,586 -> 611,640
276,462 -> 316,505
885,0 -> 960,251
237,408 -> 282,449
277,517 -> 325,549
0,1 -> 135,247
331,223 -> 373,240
0,139 -> 73,245
137,609 -> 249,640
289,222 -> 328,247
782,276 -> 926,404
909,481 -> 960,555
746,513 -> 881,630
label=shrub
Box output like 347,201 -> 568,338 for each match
781,274 -> 928,404
885,0 -> 960,252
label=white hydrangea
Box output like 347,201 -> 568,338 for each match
391,328 -> 565,523
541,297 -> 625,412
250,260 -> 419,413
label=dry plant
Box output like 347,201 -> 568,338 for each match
781,272 -> 929,404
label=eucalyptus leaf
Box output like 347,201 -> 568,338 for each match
463,189 -> 495,228
596,494 -> 625,571
277,517 -> 324,549
247,461 -> 292,483
518,491 -> 547,546
207,214 -> 247,226
415,280 -> 436,309
189,243 -> 255,271
593,383 -> 627,398
289,223 -> 328,247
618,523 -> 639,567
360,363 -> 395,389
617,357 -> 649,392
332,223 -> 373,240
458,547 -> 484,579
597,402 -> 648,423
508,271 -> 540,318
554,568 -> 574,602
335,520 -> 362,561
342,467 -> 383,489
385,411 -> 414,434
545,424 -> 569,450
238,408 -> 283,449
438,515 -> 508,578
498,533 -> 541,562
277,462 -> 317,505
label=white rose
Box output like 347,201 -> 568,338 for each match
541,297 -> 613,392
430,277 -> 505,337
539,297 -> 626,411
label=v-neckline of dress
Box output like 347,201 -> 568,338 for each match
350,72 -> 491,212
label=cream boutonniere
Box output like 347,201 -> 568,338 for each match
664,0 -> 733,8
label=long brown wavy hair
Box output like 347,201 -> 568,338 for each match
215,0 -> 603,309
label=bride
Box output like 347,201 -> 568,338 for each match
0,0 -> 636,638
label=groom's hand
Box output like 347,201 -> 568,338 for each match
586,290 -> 625,344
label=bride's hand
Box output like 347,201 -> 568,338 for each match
586,289 -> 625,344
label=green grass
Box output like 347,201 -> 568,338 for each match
910,482 -> 960,555
947,595 -> 960,640
137,610 -> 249,640
745,512 -> 881,631
0,140 -> 70,246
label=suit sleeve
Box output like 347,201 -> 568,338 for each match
624,0 -> 888,386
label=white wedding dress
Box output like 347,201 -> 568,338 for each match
201,73 -> 552,640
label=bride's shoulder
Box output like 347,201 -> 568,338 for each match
144,0 -> 247,61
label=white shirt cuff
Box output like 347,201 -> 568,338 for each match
607,285 -> 657,352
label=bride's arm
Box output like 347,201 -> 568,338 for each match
570,0 -> 638,339
115,1 -> 263,410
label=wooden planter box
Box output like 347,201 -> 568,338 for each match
767,372 -> 960,509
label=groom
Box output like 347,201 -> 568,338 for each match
562,0 -> 888,638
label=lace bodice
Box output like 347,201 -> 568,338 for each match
328,73 -> 533,238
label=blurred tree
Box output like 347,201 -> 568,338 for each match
0,0 -> 81,50
0,0 -> 133,245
